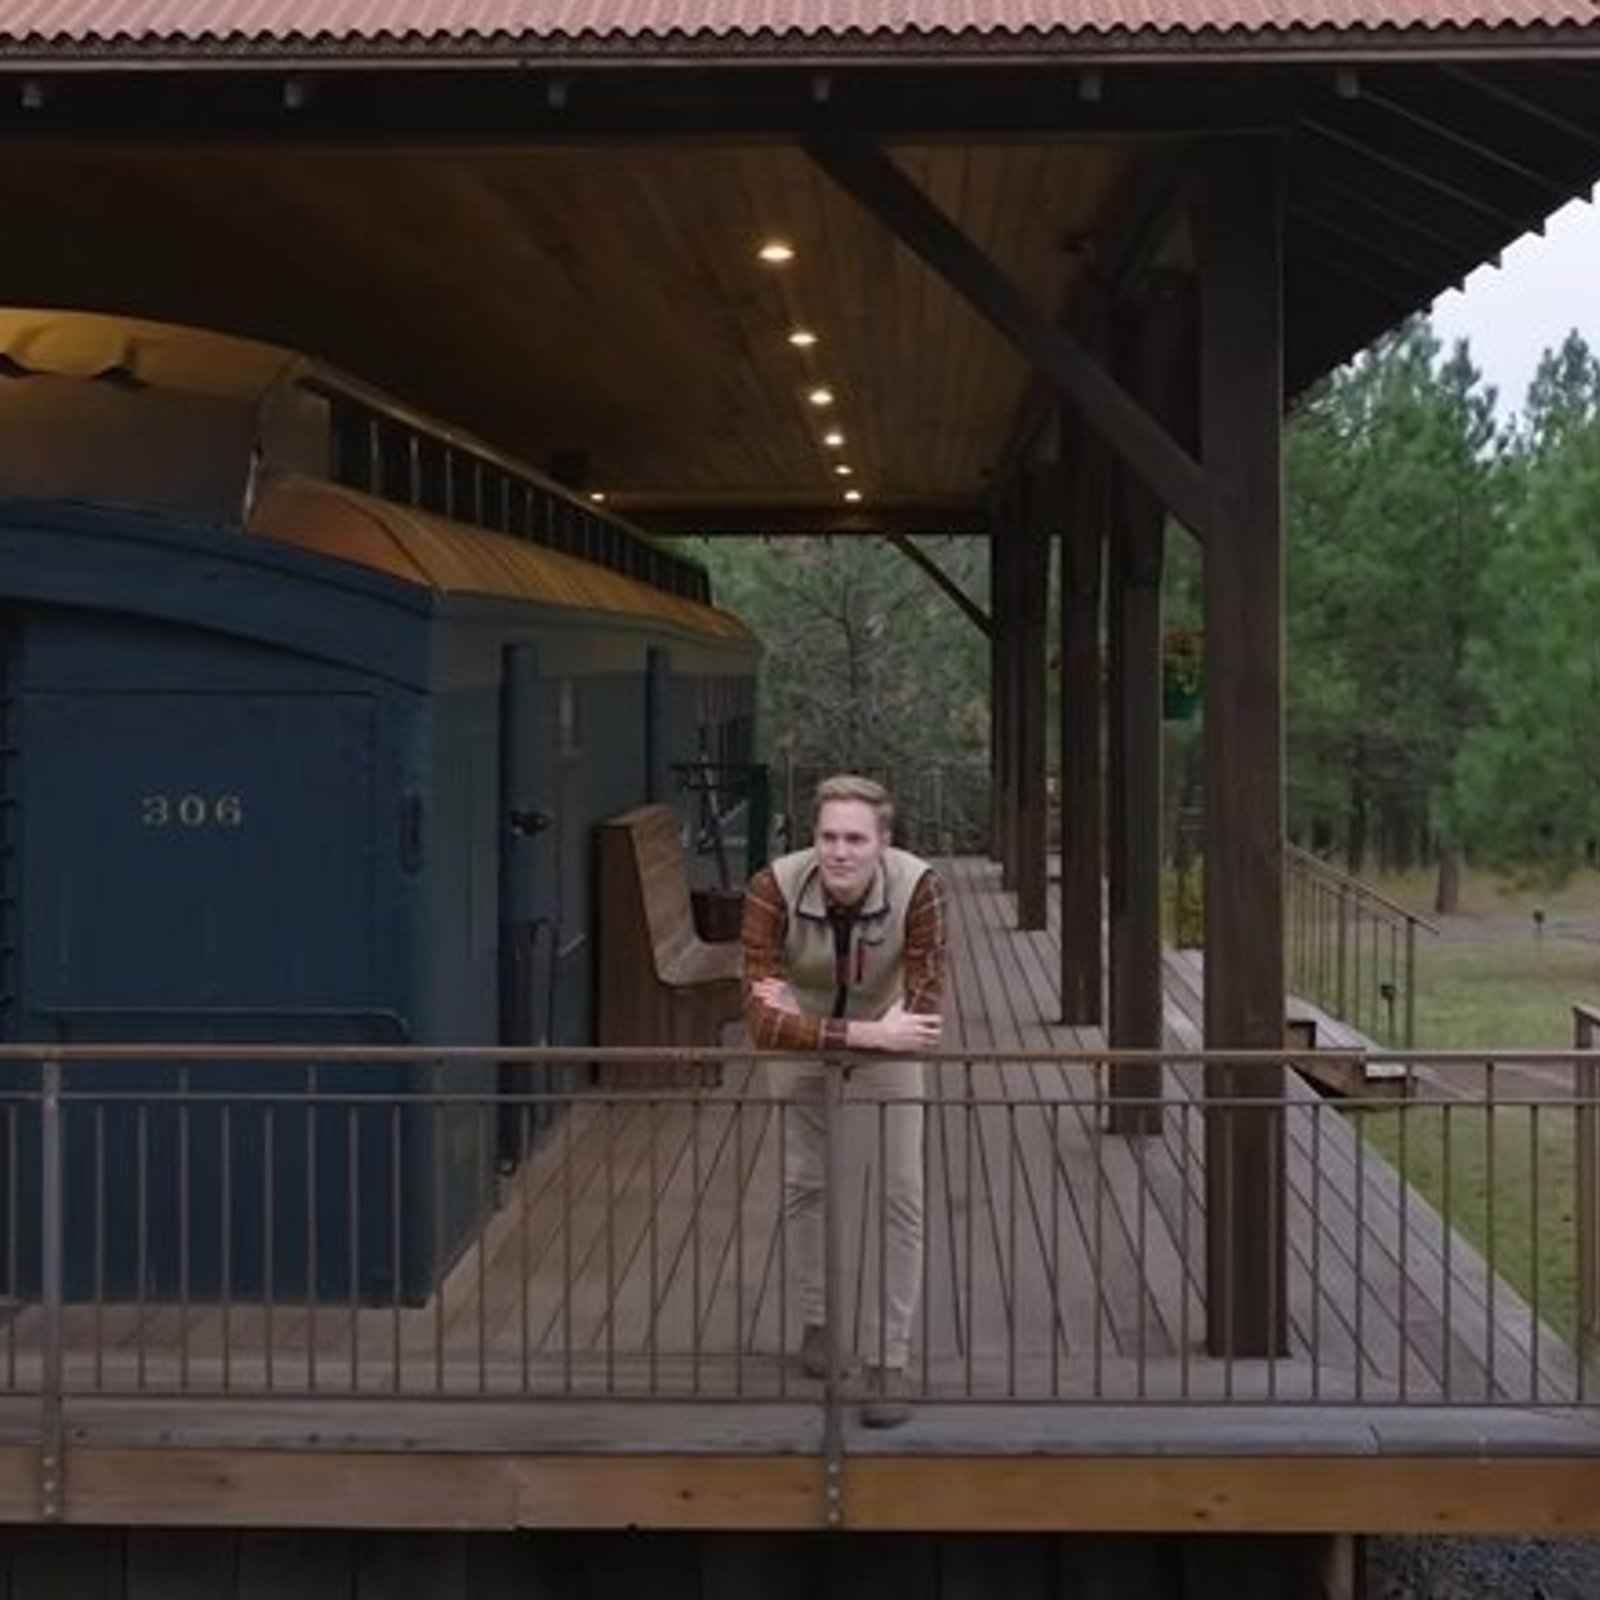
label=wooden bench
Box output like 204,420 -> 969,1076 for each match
595,804 -> 744,1086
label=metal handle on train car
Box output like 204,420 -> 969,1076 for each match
508,806 -> 552,838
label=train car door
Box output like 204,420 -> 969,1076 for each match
497,643 -> 560,1166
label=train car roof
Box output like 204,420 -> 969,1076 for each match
0,307 -> 297,397
249,473 -> 754,643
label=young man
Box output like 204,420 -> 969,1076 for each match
741,774 -> 946,1428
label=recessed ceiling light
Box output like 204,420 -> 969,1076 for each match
823,430 -> 846,448
788,329 -> 819,348
758,240 -> 796,264
833,464 -> 854,477
843,489 -> 863,504
587,491 -> 607,504
807,387 -> 835,407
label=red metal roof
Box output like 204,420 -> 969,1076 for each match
1,0 -> 1597,50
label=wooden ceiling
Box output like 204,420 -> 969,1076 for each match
1,52 -> 1599,538
0,139 -> 1124,530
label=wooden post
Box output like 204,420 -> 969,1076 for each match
1200,136 -> 1289,1358
1106,282 -> 1194,1134
1059,428 -> 1106,1025
1105,412 -> 1165,1135
994,514 -> 1027,891
1016,468 -> 1054,931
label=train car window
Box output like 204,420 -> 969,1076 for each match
509,481 -> 534,539
377,420 -> 411,502
449,453 -> 480,525
329,400 -> 372,491
417,437 -> 448,514
482,466 -> 509,532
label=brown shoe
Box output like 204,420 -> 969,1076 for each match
799,1323 -> 851,1380
859,1365 -> 911,1429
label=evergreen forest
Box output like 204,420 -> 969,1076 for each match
689,319 -> 1600,898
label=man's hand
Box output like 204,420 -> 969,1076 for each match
751,976 -> 800,1014
852,1002 -> 942,1053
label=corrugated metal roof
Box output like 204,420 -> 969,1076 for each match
1,0 -> 1597,50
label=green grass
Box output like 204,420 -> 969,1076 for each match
1356,1101 -> 1579,1344
1343,889 -> 1600,1344
1412,937 -> 1599,1050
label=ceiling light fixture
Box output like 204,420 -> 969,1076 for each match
788,330 -> 818,348
758,240 -> 796,264
807,387 -> 835,407
823,430 -> 846,448
843,489 -> 863,504
834,464 -> 854,477
588,490 -> 607,504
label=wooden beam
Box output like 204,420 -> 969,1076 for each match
993,148 -> 1197,488
843,1456 -> 1600,1535
1058,427 -> 1106,1026
1300,117 -> 1532,234
884,534 -> 991,637
803,138 -> 1215,543
1015,474 -> 1053,931
14,1445 -> 1600,1535
632,504 -> 989,538
1199,136 -> 1289,1360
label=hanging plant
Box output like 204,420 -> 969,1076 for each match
1162,627 -> 1203,721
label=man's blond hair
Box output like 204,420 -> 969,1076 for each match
813,773 -> 894,834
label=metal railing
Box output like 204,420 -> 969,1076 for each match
0,1041 -> 1592,1433
1285,844 -> 1438,1047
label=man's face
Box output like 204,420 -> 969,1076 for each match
814,798 -> 886,906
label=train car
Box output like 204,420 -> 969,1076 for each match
0,308 -> 760,1304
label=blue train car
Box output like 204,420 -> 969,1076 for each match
0,308 -> 759,1303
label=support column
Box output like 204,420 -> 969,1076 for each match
994,513 -> 1028,891
1058,432 -> 1106,1025
1016,471 -> 1053,931
1200,136 -> 1289,1358
1106,281 -> 1193,1133
1106,477 -> 1164,1135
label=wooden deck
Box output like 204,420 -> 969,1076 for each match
2,856 -> 1599,1532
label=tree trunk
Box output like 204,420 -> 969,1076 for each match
1345,769 -> 1368,878
1434,839 -> 1462,916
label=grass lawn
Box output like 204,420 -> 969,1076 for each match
1337,876 -> 1600,1346
1412,937 -> 1599,1050
1356,1101 -> 1580,1345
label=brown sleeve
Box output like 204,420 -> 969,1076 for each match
741,867 -> 846,1051
900,870 -> 947,1016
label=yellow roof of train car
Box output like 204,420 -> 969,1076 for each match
249,474 -> 752,641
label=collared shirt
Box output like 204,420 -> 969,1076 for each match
741,861 -> 947,1051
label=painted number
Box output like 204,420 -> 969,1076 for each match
140,793 -> 245,828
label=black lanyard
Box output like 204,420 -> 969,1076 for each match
828,908 -> 858,1018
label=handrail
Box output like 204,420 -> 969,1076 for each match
1284,844 -> 1439,1048
1288,845 -> 1441,932
1,1034 -> 1592,1527
1574,1004 -> 1600,1358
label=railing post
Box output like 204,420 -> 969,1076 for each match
1334,886 -> 1350,1020
1404,916 -> 1417,1051
821,1055 -> 846,1528
38,1051 -> 64,1522
1576,1009 -> 1600,1361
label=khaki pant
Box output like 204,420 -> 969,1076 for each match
765,1058 -> 926,1369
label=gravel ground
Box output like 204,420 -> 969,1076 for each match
1368,1536 -> 1600,1599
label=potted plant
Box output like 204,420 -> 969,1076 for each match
1162,626 -> 1202,721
